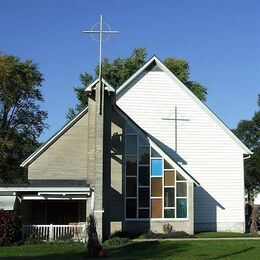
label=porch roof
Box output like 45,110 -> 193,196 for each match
0,196 -> 17,210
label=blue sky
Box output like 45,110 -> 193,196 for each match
1,0 -> 259,141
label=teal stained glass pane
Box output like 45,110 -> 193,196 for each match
164,209 -> 175,218
151,159 -> 162,176
177,198 -> 187,218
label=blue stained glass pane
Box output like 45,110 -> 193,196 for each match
177,198 -> 187,218
151,159 -> 163,176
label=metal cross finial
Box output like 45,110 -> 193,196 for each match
162,106 -> 190,152
83,15 -> 119,79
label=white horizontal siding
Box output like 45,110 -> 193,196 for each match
117,70 -> 245,229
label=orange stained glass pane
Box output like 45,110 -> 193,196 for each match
151,177 -> 162,197
164,171 -> 175,186
151,199 -> 162,218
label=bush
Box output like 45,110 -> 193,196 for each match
163,223 -> 173,234
103,237 -> 130,248
140,230 -> 196,239
86,214 -> 101,257
0,209 -> 22,246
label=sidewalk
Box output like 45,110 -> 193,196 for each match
134,237 -> 260,241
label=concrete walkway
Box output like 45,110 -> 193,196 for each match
134,237 -> 260,241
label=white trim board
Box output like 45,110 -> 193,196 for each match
84,78 -> 115,93
116,56 -> 252,155
0,186 -> 91,192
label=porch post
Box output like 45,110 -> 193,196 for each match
49,224 -> 54,241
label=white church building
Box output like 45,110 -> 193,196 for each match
0,56 -> 251,239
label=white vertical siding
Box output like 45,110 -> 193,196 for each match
117,70 -> 245,231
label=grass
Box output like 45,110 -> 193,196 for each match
1,240 -> 260,259
196,231 -> 260,238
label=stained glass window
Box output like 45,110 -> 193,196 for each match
151,178 -> 162,197
139,147 -> 150,165
126,135 -> 137,154
151,159 -> 163,176
177,198 -> 187,218
164,188 -> 175,207
126,199 -> 137,218
126,156 -> 137,176
177,182 -> 187,197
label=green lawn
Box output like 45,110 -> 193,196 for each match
1,240 -> 260,259
196,231 -> 260,238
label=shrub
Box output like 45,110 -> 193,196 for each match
86,214 -> 101,257
163,223 -> 173,234
141,230 -> 196,239
103,237 -> 130,248
0,209 -> 22,246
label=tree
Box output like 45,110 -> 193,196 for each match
67,48 -> 207,119
0,54 -> 47,183
234,96 -> 260,233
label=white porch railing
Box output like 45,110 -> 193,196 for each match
22,224 -> 87,242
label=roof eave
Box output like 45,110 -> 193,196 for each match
84,78 -> 115,93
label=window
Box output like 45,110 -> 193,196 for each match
126,178 -> 137,197
139,147 -> 150,165
164,171 -> 175,186
151,178 -> 162,197
139,166 -> 149,186
164,188 -> 175,207
125,123 -> 188,220
139,188 -> 149,207
126,135 -> 137,154
126,156 -> 137,176
177,182 -> 187,197
177,198 -> 187,218
126,199 -> 137,218
151,159 -> 163,176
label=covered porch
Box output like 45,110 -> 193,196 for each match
0,180 -> 93,241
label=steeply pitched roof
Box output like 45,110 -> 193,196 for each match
116,55 -> 252,155
20,107 -> 88,167
84,78 -> 115,93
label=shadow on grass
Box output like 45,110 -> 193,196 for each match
212,247 -> 256,259
107,240 -> 190,259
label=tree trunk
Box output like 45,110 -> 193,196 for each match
248,192 -> 258,234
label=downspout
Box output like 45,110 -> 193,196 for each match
244,155 -> 251,160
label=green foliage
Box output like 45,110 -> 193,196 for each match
164,58 -> 207,102
86,214 -> 101,257
234,95 -> 260,233
234,98 -> 260,196
67,48 -> 207,120
102,237 -> 130,248
0,54 -> 47,183
0,209 -> 22,246
67,73 -> 93,120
